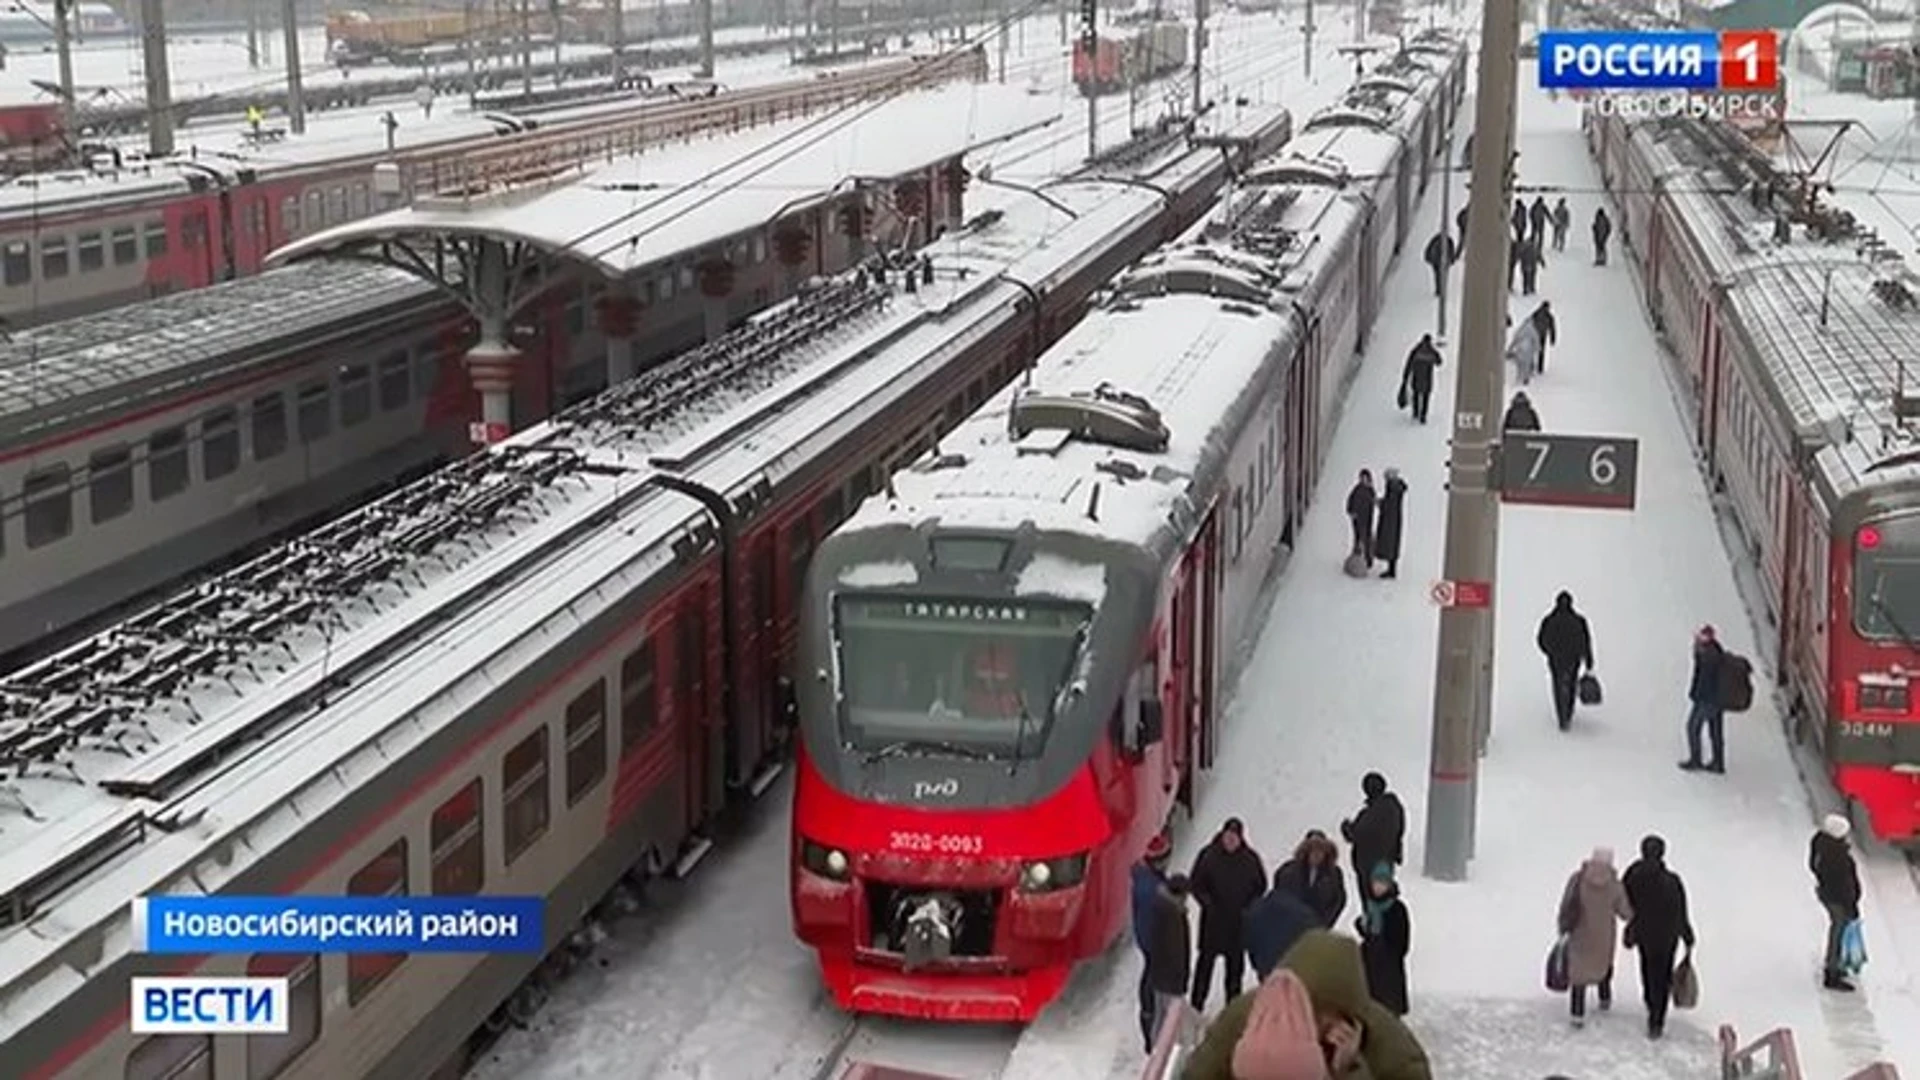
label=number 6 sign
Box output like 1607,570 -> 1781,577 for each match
1496,432 -> 1640,510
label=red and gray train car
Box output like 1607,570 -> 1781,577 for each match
791,31 -> 1468,1022
1589,108 -> 1920,843
1072,22 -> 1191,94
0,108 -> 1291,1080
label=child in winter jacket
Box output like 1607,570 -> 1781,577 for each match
1181,931 -> 1431,1080
1356,863 -> 1411,1016
1147,874 -> 1193,1048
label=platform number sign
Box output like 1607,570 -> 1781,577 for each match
1496,432 -> 1639,510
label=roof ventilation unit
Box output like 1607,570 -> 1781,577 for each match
1009,382 -> 1170,453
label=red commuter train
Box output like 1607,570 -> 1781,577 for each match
790,31 -> 1468,1021
1589,107 -> 1920,843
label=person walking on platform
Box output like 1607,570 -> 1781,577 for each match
1455,204 -> 1470,247
1189,818 -> 1266,1012
1423,231 -> 1456,298
1679,625 -> 1728,773
1346,470 -> 1378,570
1810,814 -> 1862,992
1529,195 -> 1552,253
1341,772 -> 1406,901
1400,334 -> 1442,424
1536,592 -> 1594,730
1503,390 -> 1542,432
1273,829 -> 1347,929
1551,198 -> 1572,252
1531,301 -> 1558,373
1356,862 -> 1412,1016
1559,847 -> 1632,1029
1512,198 -> 1529,246
1132,833 -> 1173,1051
1243,870 -> 1318,980
1622,834 -> 1694,1039
1374,468 -> 1408,580
1592,207 -> 1613,266
1518,235 -> 1544,295
1145,873 -> 1193,1043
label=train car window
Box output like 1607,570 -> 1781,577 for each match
378,353 -> 411,411
23,466 -> 71,548
751,234 -> 768,264
281,196 -> 300,237
253,393 -> 288,461
201,409 -> 240,480
3,241 -> 29,285
620,642 -> 658,752
677,266 -> 695,291
250,202 -> 267,240
502,729 -> 550,865
125,1033 -> 213,1080
89,447 -> 133,523
297,381 -> 332,443
111,226 -> 138,265
143,222 -> 166,259
414,349 -> 440,400
148,429 -> 189,502
306,191 -> 325,228
350,183 -> 369,218
658,273 -> 674,300
328,187 -> 347,223
821,489 -> 845,529
41,235 -> 68,280
429,779 -> 485,894
245,954 -> 319,1078
787,520 -> 813,612
77,231 -> 104,273
338,365 -> 373,428
566,296 -> 586,336
564,680 -> 608,805
345,839 -> 407,1004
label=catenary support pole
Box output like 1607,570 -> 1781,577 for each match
139,0 -> 174,156
53,0 -> 75,132
551,0 -> 563,86
1303,0 -> 1315,81
1191,0 -> 1208,117
247,0 -> 260,68
1422,0 -> 1520,883
1081,0 -> 1097,161
611,0 -> 625,88
1436,122 -> 1453,342
466,0 -> 481,107
519,0 -> 533,97
997,0 -> 1008,82
280,0 -> 306,134
698,0 -> 716,77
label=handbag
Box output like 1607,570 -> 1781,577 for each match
1671,954 -> 1699,1009
1396,382 -> 1410,410
1840,919 -> 1868,974
1545,935 -> 1570,992
1576,672 -> 1603,706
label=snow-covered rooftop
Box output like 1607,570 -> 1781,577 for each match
268,81 -> 1064,282
0,171 -> 1172,1030
0,261 -> 432,452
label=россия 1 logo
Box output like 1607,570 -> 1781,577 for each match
1537,30 -> 1779,91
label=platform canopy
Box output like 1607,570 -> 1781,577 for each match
265,83 -> 1063,323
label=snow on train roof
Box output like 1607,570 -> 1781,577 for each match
0,172 -> 1168,1004
272,82 -> 1062,282
0,261 -> 433,449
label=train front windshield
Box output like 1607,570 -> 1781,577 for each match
832,595 -> 1090,757
1854,513 -> 1920,643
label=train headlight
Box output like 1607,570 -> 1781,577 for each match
1019,853 -> 1089,893
801,839 -> 852,882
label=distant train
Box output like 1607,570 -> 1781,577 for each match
1072,22 -> 1190,94
1588,100 -> 1920,843
790,31 -> 1468,1022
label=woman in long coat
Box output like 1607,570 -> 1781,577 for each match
1558,847 -> 1632,1027
1374,468 -> 1408,579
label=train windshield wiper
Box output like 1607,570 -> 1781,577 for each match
1866,589 -> 1920,652
860,738 -> 996,765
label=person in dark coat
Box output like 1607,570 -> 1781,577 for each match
1551,198 -> 1572,252
1374,468 -> 1407,579
1346,470 -> 1377,568
1243,870 -> 1318,980
1188,818 -> 1266,1011
1592,206 -> 1613,266
1356,861 -> 1411,1016
1518,235 -> 1544,295
1400,334 -> 1442,424
1423,231 -> 1456,297
1679,624 -> 1727,773
1131,832 -> 1172,1049
1144,872 -> 1192,1046
1503,390 -> 1541,432
1461,132 -> 1473,169
1811,814 -> 1862,992
1535,591 -> 1594,730
1455,204 -> 1469,246
1622,833 -> 1695,1039
1273,829 -> 1347,929
1341,772 -> 1406,901
1512,198 -> 1528,245
1508,228 -> 1522,291
1529,195 -> 1551,250
1531,301 -> 1557,372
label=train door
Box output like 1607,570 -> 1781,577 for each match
1357,213 -> 1380,336
1285,333 -> 1312,538
1170,565 -> 1196,809
743,534 -> 780,785
1777,478 -> 1800,682
677,588 -> 720,828
1196,509 -> 1222,770
181,208 -> 217,290
1699,298 -> 1722,457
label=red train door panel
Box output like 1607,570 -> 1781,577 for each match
1196,509 -> 1221,770
746,536 -> 779,783
677,591 -> 718,827
1701,302 -> 1722,459
1170,570 -> 1195,806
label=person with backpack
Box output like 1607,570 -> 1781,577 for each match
1244,871 -> 1319,981
1679,624 -> 1746,774
1181,930 -> 1432,1080
1190,818 -> 1268,1011
1622,833 -> 1695,1039
1133,833 -> 1174,1050
1810,814 -> 1862,992
1147,873 -> 1194,1047
1273,829 -> 1347,929
1536,591 -> 1595,731
1355,862 -> 1411,1016
1558,847 -> 1632,1028
1399,336 -> 1442,425
1341,773 -> 1406,902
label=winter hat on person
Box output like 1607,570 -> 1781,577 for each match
1166,873 -> 1192,897
1640,834 -> 1666,861
1144,833 -> 1172,864
1362,772 -> 1388,799
1698,624 -> 1717,643
1222,817 -> 1246,837
1590,845 -> 1614,867
1555,590 -> 1574,609
1824,814 -> 1851,840
1370,862 -> 1396,885
1384,466 -> 1401,481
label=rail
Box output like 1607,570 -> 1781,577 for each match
1139,999 -> 1201,1080
1720,1025 -> 1802,1080
414,47 -> 988,199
